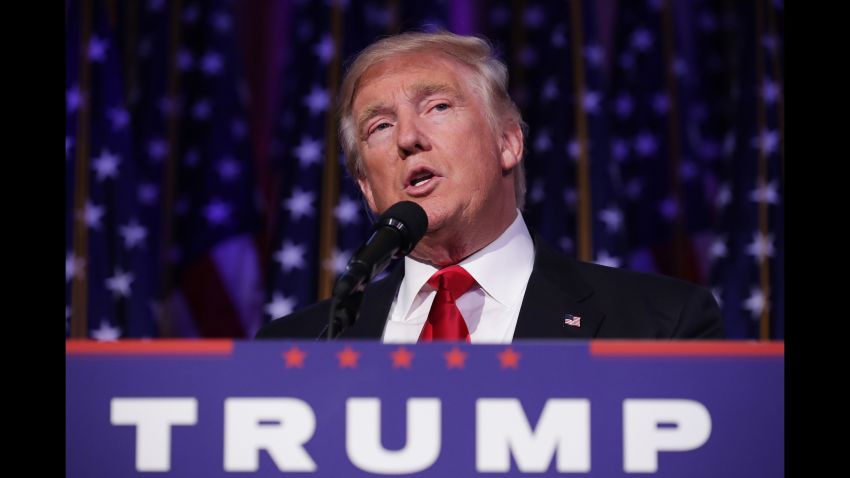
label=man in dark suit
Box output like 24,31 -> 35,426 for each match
257,31 -> 724,341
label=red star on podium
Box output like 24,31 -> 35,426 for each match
390,346 -> 414,369
444,346 -> 467,369
497,347 -> 521,369
282,346 -> 306,368
337,346 -> 360,369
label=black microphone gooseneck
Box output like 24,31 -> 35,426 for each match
326,201 -> 428,339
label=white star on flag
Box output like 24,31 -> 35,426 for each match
66,136 -> 74,160
325,248 -> 352,274
334,196 -> 361,225
762,80 -> 780,104
304,86 -> 330,115
567,139 -> 582,160
550,27 -> 567,47
105,268 -> 135,298
615,93 -> 634,118
231,119 -> 247,139
66,252 -> 85,282
749,180 -> 779,205
672,58 -> 688,77
624,179 -> 643,199
598,207 -> 624,232
314,34 -> 335,64
178,49 -> 194,71
594,250 -> 622,268
541,77 -> 559,101
148,137 -> 168,162
120,221 -> 148,249
752,129 -> 779,155
274,241 -> 307,273
66,85 -> 82,114
743,287 -> 767,319
294,136 -> 323,167
211,11 -> 232,33
88,35 -> 109,62
746,232 -> 775,264
92,148 -> 121,181
709,236 -> 728,260
108,107 -> 130,130
523,5 -> 545,28
138,183 -> 159,205
265,292 -> 297,319
284,188 -> 316,220
534,130 -> 552,152
715,183 -> 732,209
147,0 -> 165,12
653,93 -> 669,114
192,99 -> 212,120
634,132 -> 658,157
583,91 -> 602,114
612,138 -> 630,162
217,157 -> 241,182
205,199 -> 232,225
184,149 -> 200,167
529,179 -> 545,203
182,3 -> 199,22
91,320 -> 121,341
631,28 -> 654,51
583,44 -> 605,66
563,188 -> 577,206
81,201 -> 105,229
659,197 -> 679,220
201,51 -> 224,75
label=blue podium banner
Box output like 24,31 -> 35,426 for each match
66,340 -> 783,477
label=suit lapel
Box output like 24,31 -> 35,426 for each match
341,262 -> 404,338
513,237 -> 606,339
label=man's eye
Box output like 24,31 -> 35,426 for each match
371,122 -> 391,134
433,103 -> 450,112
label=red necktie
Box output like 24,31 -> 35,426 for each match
418,265 -> 476,342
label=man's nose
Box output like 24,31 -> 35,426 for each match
396,115 -> 431,158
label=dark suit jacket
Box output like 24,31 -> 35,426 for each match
256,237 -> 725,339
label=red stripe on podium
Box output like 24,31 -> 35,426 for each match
590,340 -> 784,356
66,339 -> 234,355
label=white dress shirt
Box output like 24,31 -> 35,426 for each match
381,211 -> 535,343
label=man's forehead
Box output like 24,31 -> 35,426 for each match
353,52 -> 472,106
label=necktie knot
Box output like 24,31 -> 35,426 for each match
427,265 -> 476,301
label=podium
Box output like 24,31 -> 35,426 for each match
67,340 -> 783,477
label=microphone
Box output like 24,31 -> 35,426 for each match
331,201 -> 428,302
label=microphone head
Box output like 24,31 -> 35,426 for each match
376,201 -> 428,255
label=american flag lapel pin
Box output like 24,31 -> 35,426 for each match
564,313 -> 582,328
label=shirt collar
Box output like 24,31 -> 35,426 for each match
395,210 -> 535,317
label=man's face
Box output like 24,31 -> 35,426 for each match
351,51 -> 522,249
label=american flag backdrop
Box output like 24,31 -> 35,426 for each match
66,0 -> 783,340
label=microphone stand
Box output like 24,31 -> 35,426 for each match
326,289 -> 364,340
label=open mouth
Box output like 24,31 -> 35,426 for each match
409,170 -> 435,187
404,167 -> 440,196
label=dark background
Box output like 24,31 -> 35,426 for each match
65,0 -> 784,340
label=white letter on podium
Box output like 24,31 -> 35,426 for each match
476,398 -> 590,472
346,397 -> 441,474
224,398 -> 316,472
623,399 -> 712,472
110,397 -> 198,472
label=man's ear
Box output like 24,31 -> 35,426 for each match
499,121 -> 524,171
357,176 -> 378,213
